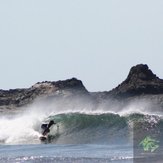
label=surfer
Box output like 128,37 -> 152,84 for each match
41,120 -> 56,136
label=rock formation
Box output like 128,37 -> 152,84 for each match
1,64 -> 163,110
0,78 -> 88,109
91,64 -> 163,109
108,64 -> 163,98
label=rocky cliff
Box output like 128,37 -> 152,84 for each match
0,78 -> 89,109
1,64 -> 163,110
109,64 -> 163,98
92,64 -> 163,109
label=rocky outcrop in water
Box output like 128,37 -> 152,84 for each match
109,64 -> 163,98
91,64 -> 163,109
0,78 -> 88,109
1,64 -> 163,110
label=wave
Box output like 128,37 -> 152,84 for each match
0,110 -> 162,145
0,95 -> 163,145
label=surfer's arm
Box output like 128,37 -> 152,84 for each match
42,128 -> 50,136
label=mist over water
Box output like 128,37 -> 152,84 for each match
0,95 -> 162,145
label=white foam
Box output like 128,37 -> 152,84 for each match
0,109 -> 46,144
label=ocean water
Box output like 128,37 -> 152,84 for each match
0,144 -> 133,163
0,98 -> 163,163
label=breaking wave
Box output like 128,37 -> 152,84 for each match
0,110 -> 163,145
0,96 -> 163,145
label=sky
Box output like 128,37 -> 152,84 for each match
0,0 -> 163,92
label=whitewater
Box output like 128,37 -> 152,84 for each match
0,97 -> 163,163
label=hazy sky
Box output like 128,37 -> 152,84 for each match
0,0 -> 163,91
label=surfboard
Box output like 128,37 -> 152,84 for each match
39,135 -> 47,141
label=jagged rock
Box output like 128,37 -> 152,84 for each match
0,78 -> 88,107
107,64 -> 163,98
1,64 -> 163,110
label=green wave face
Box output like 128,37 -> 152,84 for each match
46,113 -> 163,145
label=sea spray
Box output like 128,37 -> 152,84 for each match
0,108 -> 46,144
0,96 -> 162,145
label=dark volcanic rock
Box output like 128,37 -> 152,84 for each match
0,78 -> 88,108
1,64 -> 163,110
108,64 -> 163,98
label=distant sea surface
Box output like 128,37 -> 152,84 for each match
0,144 -> 133,163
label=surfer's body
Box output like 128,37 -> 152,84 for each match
40,120 -> 56,142
41,120 -> 56,136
